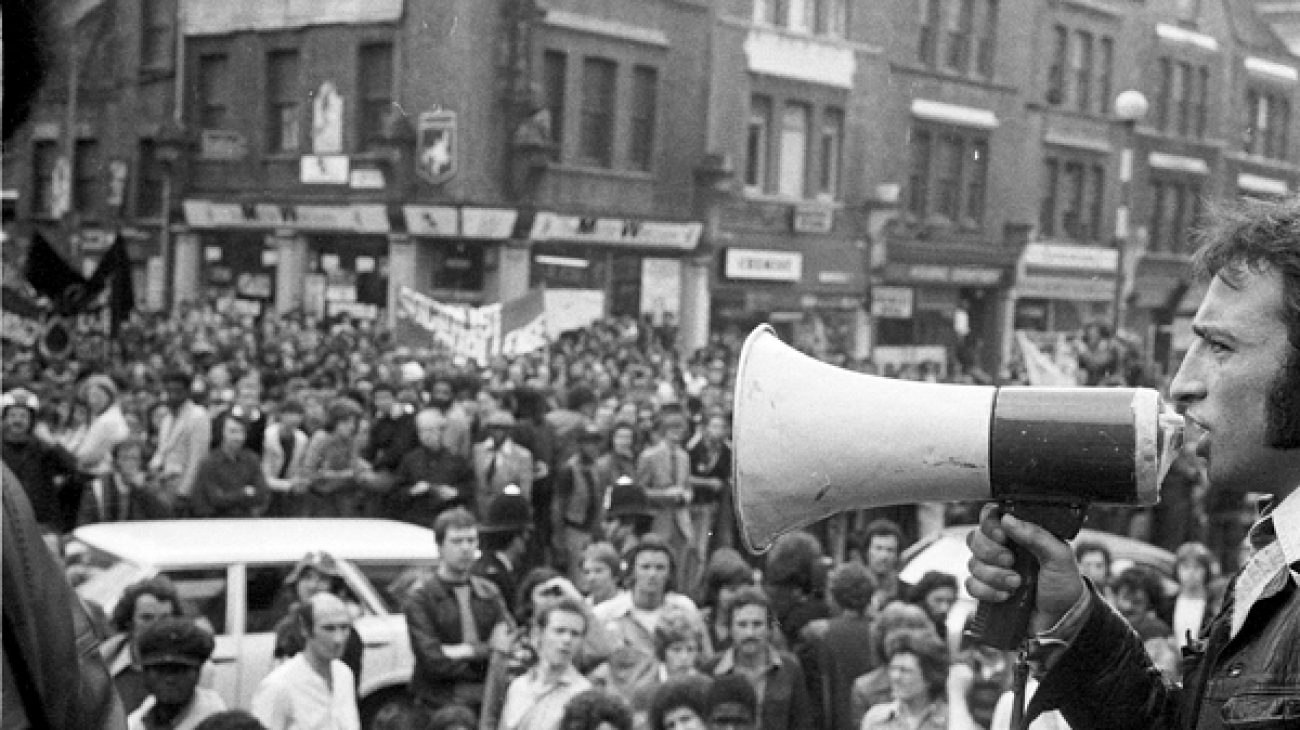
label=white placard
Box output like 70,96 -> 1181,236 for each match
725,248 -> 803,282
205,246 -> 223,262
320,254 -> 340,273
639,258 -> 682,324
300,155 -> 350,184
543,289 -> 605,336
355,256 -> 375,273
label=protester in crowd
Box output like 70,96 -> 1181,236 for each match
907,571 -> 959,643
1071,541 -> 1112,597
394,408 -> 477,526
704,587 -> 812,730
851,520 -> 905,613
685,411 -> 730,564
362,383 -> 418,475
627,606 -> 708,730
476,486 -> 535,615
1167,541 -> 1222,651
271,551 -> 364,686
301,398 -> 366,517
636,408 -> 694,590
499,599 -> 593,730
593,423 -> 639,508
427,375 -> 475,459
150,371 -> 212,514
694,549 -> 755,652
475,410 -> 535,517
78,438 -> 173,525
851,613 -> 938,726
127,617 -> 226,730
75,374 -> 131,476
261,398 -> 309,517
1111,565 -> 1174,642
580,542 -> 624,608
587,536 -> 709,700
252,592 -> 361,730
860,630 -> 951,730
764,531 -> 830,649
406,508 -> 510,714
808,562 -> 876,730
646,676 -> 713,730
3,386 -> 84,531
558,690 -> 634,730
190,415 -> 271,518
553,425 -> 607,581
212,380 -> 268,457
101,576 -> 186,714
704,675 -> 757,730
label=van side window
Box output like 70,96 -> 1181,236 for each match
246,564 -> 294,634
166,568 -> 229,634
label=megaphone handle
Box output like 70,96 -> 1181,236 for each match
967,500 -> 1087,651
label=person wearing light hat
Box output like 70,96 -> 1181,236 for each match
127,616 -> 226,730
2,387 -> 82,532
474,409 -> 534,518
475,484 -> 534,615
75,373 -> 131,476
271,551 -> 364,686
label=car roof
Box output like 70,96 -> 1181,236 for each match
72,519 -> 440,568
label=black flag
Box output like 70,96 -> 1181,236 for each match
24,232 -> 88,313
84,234 -> 135,335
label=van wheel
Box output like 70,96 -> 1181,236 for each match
360,688 -> 420,730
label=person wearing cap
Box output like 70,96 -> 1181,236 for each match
601,477 -> 655,558
102,576 -> 186,714
705,675 -> 758,730
474,409 -> 534,518
149,370 -> 213,514
2,387 -> 83,532
127,617 -> 226,730
189,414 -> 271,518
74,373 -> 131,476
553,424 -> 607,582
635,408 -> 694,591
271,552 -> 364,687
475,485 -> 534,615
393,408 -> 477,526
253,592 -> 361,730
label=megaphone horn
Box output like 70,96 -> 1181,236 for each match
733,325 -> 1180,555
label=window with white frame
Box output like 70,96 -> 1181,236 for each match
1039,154 -> 1105,241
778,103 -> 810,198
1244,87 -> 1290,160
578,56 -> 617,167
906,125 -> 990,228
1149,178 -> 1202,252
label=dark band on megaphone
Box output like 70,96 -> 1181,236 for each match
989,388 -> 1147,505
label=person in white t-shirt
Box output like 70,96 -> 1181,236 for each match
253,592 -> 360,730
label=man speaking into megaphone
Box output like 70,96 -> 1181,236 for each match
967,198 -> 1300,730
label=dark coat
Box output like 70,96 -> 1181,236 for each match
404,572 -> 510,705
1029,575 -> 1300,730
2,436 -> 82,531
707,648 -> 815,730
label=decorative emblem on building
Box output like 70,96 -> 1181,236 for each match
416,110 -> 458,185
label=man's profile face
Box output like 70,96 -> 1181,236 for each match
1170,267 -> 1298,496
440,526 -> 479,572
866,535 -> 900,574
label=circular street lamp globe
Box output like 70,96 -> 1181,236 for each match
1114,90 -> 1150,122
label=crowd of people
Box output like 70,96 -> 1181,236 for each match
1,294 -> 1252,730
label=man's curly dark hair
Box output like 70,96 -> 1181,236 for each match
560,689 -> 633,730
110,576 -> 182,633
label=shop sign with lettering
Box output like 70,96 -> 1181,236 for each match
530,212 -> 702,249
200,130 -> 249,161
871,286 -> 914,318
183,200 -> 389,233
724,248 -> 803,282
403,206 -> 518,239
883,262 -> 1003,286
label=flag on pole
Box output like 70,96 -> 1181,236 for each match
1015,331 -> 1075,386
84,234 -> 135,335
24,232 -> 88,313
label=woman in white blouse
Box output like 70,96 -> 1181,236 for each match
75,374 -> 130,476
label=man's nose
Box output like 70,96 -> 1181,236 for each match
1167,347 -> 1205,411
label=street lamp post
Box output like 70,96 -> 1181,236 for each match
1112,89 -> 1148,335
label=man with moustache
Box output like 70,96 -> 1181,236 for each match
967,197 -> 1300,729
252,592 -> 360,730
705,588 -> 811,730
499,599 -> 593,730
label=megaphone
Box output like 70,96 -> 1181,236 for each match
733,325 -> 1183,649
